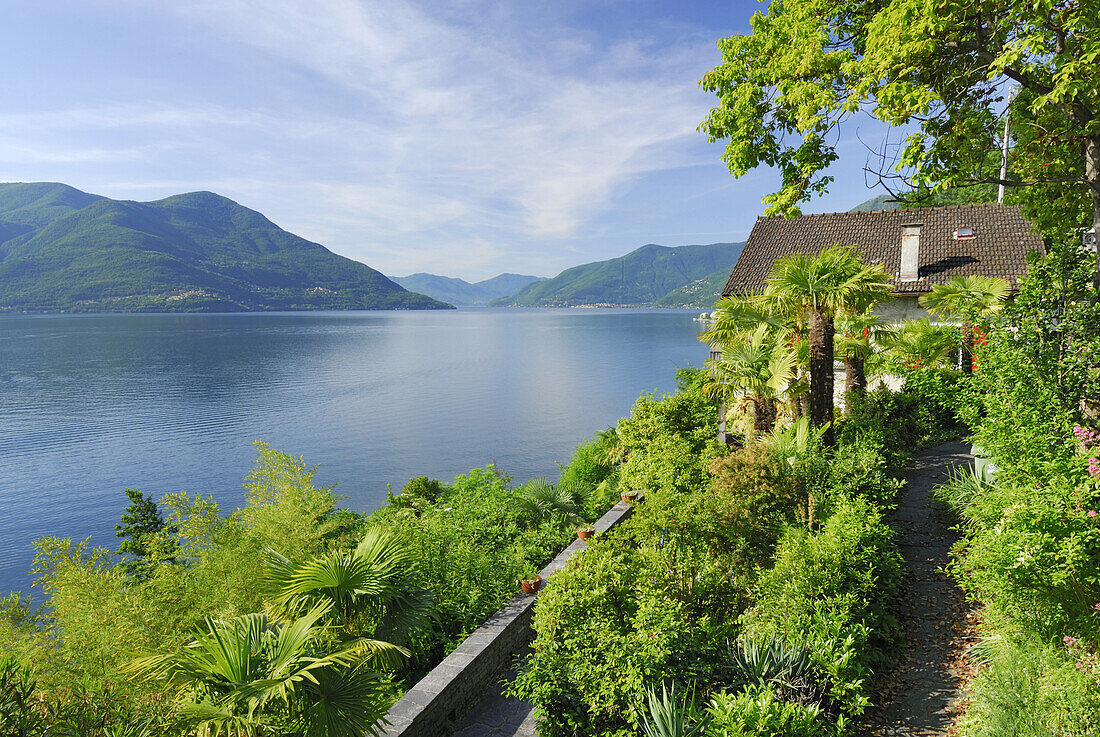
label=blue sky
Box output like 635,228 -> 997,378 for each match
0,0 -> 895,281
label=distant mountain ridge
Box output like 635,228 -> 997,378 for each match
849,194 -> 902,212
496,241 -> 745,307
390,272 -> 546,305
0,182 -> 450,312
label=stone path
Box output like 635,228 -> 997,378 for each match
449,666 -> 535,737
862,441 -> 976,736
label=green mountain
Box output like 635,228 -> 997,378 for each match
653,266 -> 737,308
0,183 -> 450,312
495,242 -> 745,307
849,194 -> 902,212
390,272 -> 546,306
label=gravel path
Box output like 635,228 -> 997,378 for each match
862,441 -> 975,736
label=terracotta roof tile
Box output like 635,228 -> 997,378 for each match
721,203 -> 1044,297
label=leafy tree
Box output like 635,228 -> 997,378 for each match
115,488 -> 176,578
698,0 -> 1099,244
919,275 -> 1010,374
762,246 -> 892,445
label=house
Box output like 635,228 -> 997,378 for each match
721,203 -> 1044,319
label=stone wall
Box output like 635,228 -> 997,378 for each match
380,495 -> 640,737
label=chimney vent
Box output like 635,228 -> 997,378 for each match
899,224 -> 921,282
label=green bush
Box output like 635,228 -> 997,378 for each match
948,475 -> 1100,640
959,635 -> 1100,737
740,498 -> 901,716
704,686 -> 826,737
510,534 -> 741,737
618,389 -> 720,496
837,381 -> 961,466
791,433 -> 903,514
631,444 -> 805,578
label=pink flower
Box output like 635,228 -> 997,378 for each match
1095,602 -> 1100,611
1065,635 -> 1078,645
1078,661 -> 1084,669
1090,510 -> 1099,518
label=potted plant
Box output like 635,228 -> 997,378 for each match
576,524 -> 596,541
620,490 -> 639,504
519,564 -> 543,595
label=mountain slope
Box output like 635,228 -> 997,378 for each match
653,266 -> 739,308
0,183 -> 450,312
390,272 -> 546,305
849,194 -> 902,212
496,242 -> 745,307
475,273 -> 548,300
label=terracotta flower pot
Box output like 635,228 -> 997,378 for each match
520,576 -> 543,595
621,491 -> 639,503
577,528 -> 594,540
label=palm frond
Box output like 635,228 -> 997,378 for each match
294,663 -> 392,737
880,318 -> 957,368
515,478 -> 586,529
919,275 -> 1010,318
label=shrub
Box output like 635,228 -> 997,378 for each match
740,498 -> 901,716
837,382 -> 960,466
557,435 -> 617,496
510,536 -> 741,737
948,475 -> 1100,640
618,389 -> 719,496
958,635 -> 1100,737
705,686 -> 827,737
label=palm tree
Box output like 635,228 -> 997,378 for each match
763,246 -> 892,445
128,602 -> 402,737
879,318 -> 958,370
700,295 -> 786,347
514,477 -> 587,529
703,325 -> 796,437
918,275 -> 1010,374
834,313 -> 894,409
263,528 -> 432,645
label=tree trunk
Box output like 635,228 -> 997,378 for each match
753,394 -> 776,435
808,308 -> 835,446
764,397 -> 777,434
748,396 -> 763,439
844,355 -> 866,411
961,320 -> 974,374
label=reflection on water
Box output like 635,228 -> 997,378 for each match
0,308 -> 705,594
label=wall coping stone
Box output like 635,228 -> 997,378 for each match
378,494 -> 642,736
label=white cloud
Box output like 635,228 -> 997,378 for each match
168,0 -> 716,236
1,0 -> 728,279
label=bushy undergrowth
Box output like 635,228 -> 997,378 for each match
935,244 -> 1100,735
511,375 -> 931,737
741,498 -> 901,717
1,429 -> 625,733
958,635 -> 1100,737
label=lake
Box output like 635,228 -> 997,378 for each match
0,308 -> 707,595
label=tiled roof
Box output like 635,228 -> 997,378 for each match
722,203 -> 1044,297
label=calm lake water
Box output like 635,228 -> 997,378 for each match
0,308 -> 706,595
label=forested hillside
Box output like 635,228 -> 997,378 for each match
0,183 -> 450,312
496,241 -> 744,307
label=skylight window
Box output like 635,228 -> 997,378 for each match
953,227 -> 975,240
